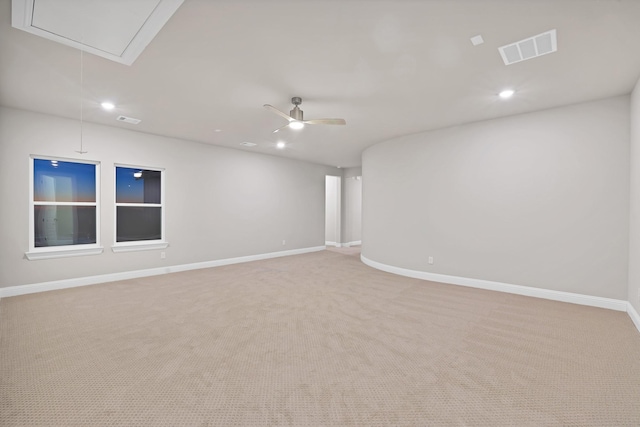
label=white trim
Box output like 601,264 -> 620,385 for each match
325,175 -> 341,249
360,255 -> 628,312
343,240 -> 362,247
29,155 -> 101,255
25,246 -> 104,260
33,201 -> 96,206
628,302 -> 640,334
11,0 -> 184,66
114,162 -> 166,170
114,164 -> 165,245
115,203 -> 162,208
111,241 -> 169,253
1,246 -> 325,298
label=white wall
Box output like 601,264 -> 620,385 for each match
342,167 -> 362,245
325,175 -> 340,245
0,107 -> 338,288
362,96 -> 630,299
629,78 -> 640,312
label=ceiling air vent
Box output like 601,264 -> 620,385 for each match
116,115 -> 141,125
240,142 -> 257,147
498,29 -> 557,65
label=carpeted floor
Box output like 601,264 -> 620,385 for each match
326,245 -> 362,257
1,249 -> 639,426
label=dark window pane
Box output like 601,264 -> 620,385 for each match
34,159 -> 96,202
34,206 -> 97,247
116,167 -> 161,204
117,206 -> 162,242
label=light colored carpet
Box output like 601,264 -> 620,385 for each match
1,250 -> 639,426
326,245 -> 361,257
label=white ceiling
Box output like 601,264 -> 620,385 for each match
2,0 -> 640,168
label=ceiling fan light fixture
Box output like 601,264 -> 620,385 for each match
289,121 -> 305,130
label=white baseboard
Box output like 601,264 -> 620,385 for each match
360,255 -> 628,312
628,302 -> 640,334
4,249 -> 638,336
0,246 -> 326,298
326,241 -> 361,248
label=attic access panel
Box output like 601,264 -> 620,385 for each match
11,0 -> 184,65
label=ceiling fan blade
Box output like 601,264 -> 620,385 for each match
304,118 -> 346,125
264,104 -> 294,122
272,123 -> 292,133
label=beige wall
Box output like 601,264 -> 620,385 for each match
0,107 -> 338,288
362,96 -> 630,299
629,78 -> 640,312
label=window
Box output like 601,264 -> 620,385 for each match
27,156 -> 102,260
113,165 -> 167,252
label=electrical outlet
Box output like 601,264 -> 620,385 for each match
428,256 -> 434,265
160,252 -> 166,259
282,240 -> 286,246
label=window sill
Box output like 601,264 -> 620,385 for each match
25,246 -> 104,260
111,241 -> 169,253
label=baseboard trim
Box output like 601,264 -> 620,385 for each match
628,302 -> 640,334
0,246 -> 326,298
326,241 -> 361,248
360,255 -> 628,312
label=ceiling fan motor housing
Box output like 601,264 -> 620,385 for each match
290,105 -> 304,120
290,97 -> 304,120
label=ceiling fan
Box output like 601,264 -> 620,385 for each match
263,97 -> 346,133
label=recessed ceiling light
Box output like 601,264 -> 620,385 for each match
289,121 -> 304,130
276,141 -> 286,149
499,89 -> 515,99
101,101 -> 115,110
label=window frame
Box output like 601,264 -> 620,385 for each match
112,163 -> 168,253
26,155 -> 103,260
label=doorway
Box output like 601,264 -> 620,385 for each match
325,175 -> 341,247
